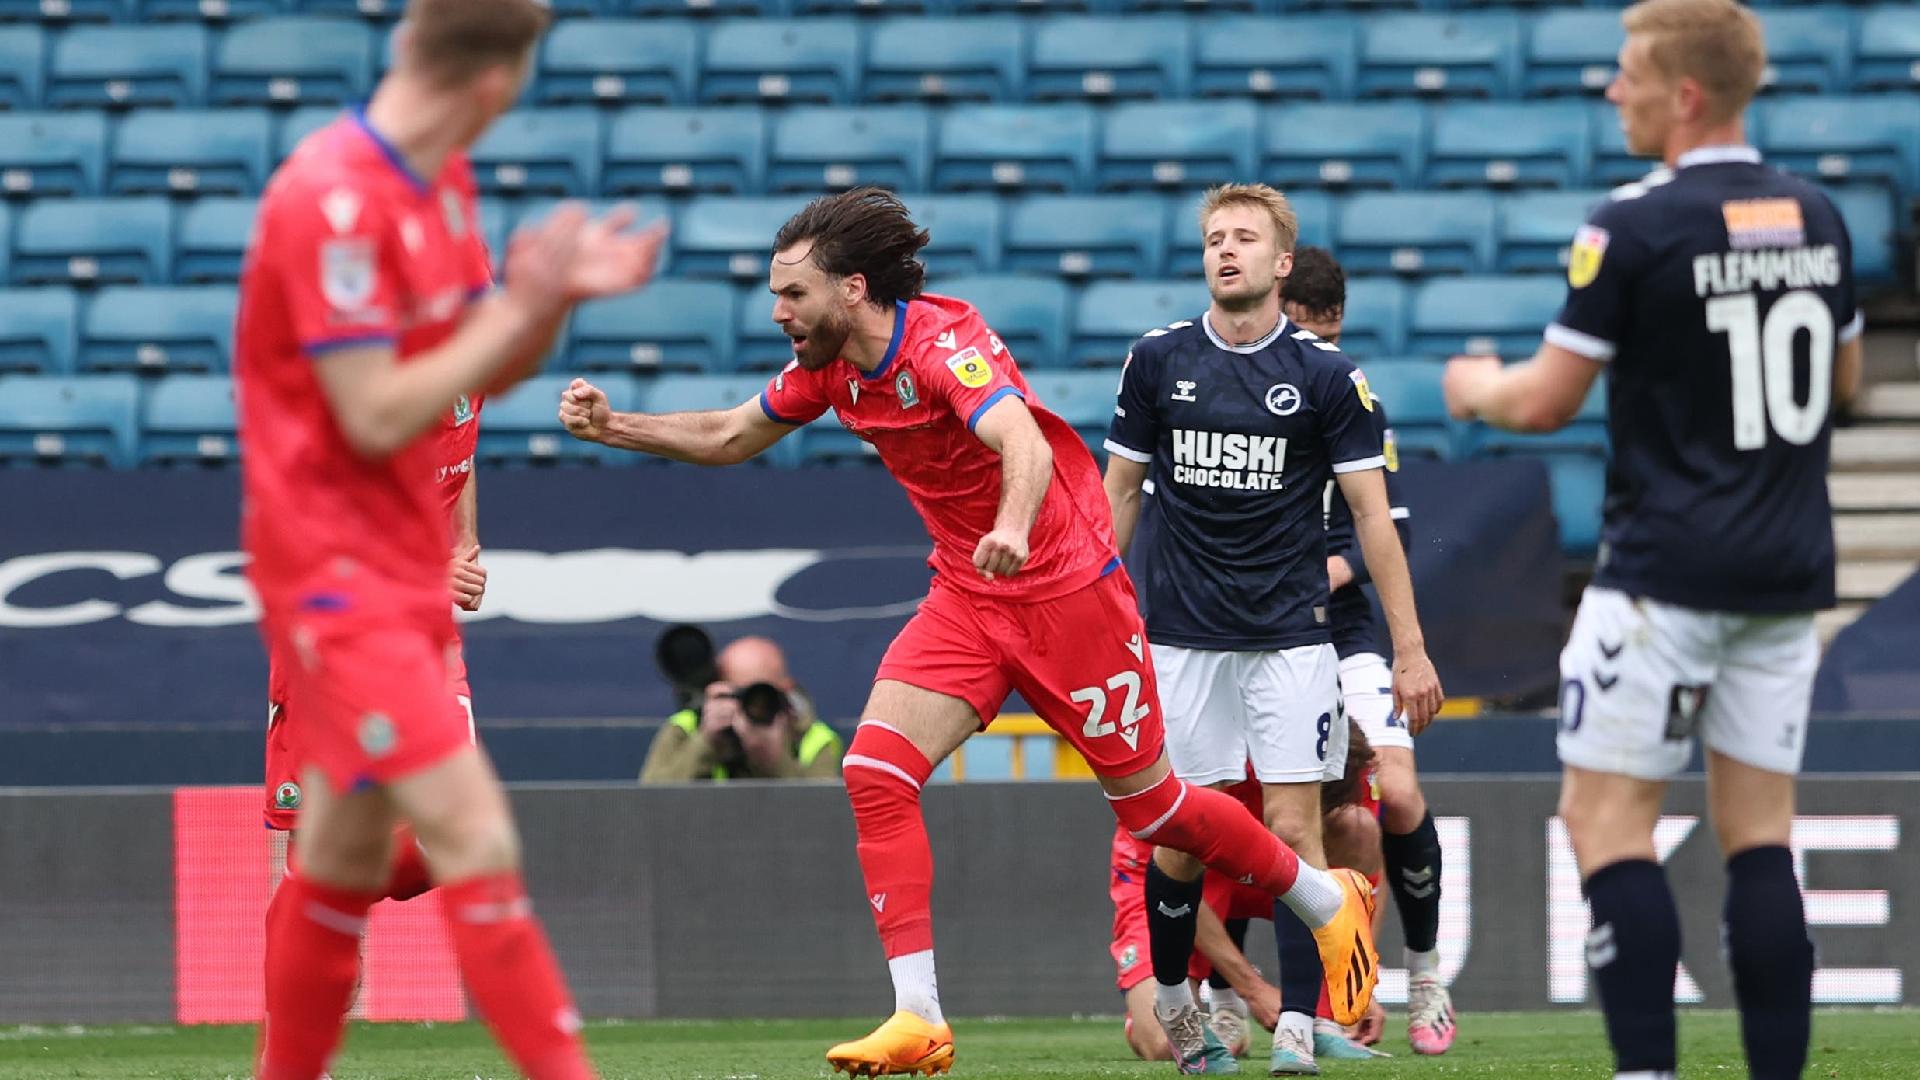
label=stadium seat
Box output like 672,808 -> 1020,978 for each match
12,198 -> 171,286
605,108 -> 765,196
795,0 -> 934,17
1025,370 -> 1120,455
469,109 -> 602,197
1495,190 -> 1606,273
1166,189 -> 1334,276
139,374 -> 238,467
1096,101 -> 1257,192
78,286 -> 236,373
478,373 -> 640,468
864,18 -> 1023,103
1757,10 -> 1851,95
0,112 -> 107,196
1116,0 -> 1254,15
476,198 -> 509,272
109,109 -> 271,196
618,0 -> 764,18
0,27 -> 46,109
1259,102 -> 1425,191
1027,17 -> 1191,102
2,0 -> 126,25
934,105 -> 1097,194
1069,279 -> 1209,367
733,286 -> 791,373
1760,95 -> 1920,193
699,21 -> 861,105
1523,10 -> 1623,98
952,0 -> 1091,19
0,374 -> 139,469
48,25 -> 208,109
1427,101 -> 1590,189
800,410 -> 877,466
140,0 -> 284,20
0,289 -> 80,376
536,19 -> 696,106
1193,16 -> 1356,101
903,195 -> 1002,278
1336,277 -> 1409,357
1825,185 -> 1898,285
1543,454 -> 1605,556
643,375 -> 799,467
1408,275 -> 1564,358
209,17 -> 373,107
1587,101 -> 1652,188
1351,359 -> 1448,461
769,106 -> 932,193
175,196 -> 255,283
1336,192 -> 1497,276
941,275 -> 1071,369
1853,6 -> 1920,92
570,281 -> 737,374
293,0 -> 401,18
275,105 -> 340,159
1003,195 -> 1166,280
1357,14 -> 1521,99
674,196 -> 813,281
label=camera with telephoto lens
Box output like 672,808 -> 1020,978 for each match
728,681 -> 791,728
654,623 -> 719,713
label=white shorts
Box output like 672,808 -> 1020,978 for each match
1556,586 -> 1818,781
1339,652 -> 1412,752
1153,642 -> 1346,786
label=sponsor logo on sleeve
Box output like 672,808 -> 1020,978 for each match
320,238 -> 377,313
1348,369 -> 1375,412
944,347 -> 994,389
1568,225 -> 1609,289
1384,428 -> 1400,472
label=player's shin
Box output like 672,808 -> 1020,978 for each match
1723,846 -> 1813,1080
440,871 -> 596,1080
844,721 -> 942,1024
1582,859 -> 1680,1075
1381,810 -> 1444,971
1144,855 -> 1205,1014
257,873 -> 380,1080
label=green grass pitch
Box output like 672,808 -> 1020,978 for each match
2,1011 -> 1916,1079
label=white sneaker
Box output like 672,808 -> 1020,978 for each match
1406,972 -> 1457,1055
1209,998 -> 1250,1058
1268,1022 -> 1318,1076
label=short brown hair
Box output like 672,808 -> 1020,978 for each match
774,187 -> 929,309
1198,183 -> 1300,254
404,0 -> 551,86
1321,722 -> 1377,813
1280,246 -> 1346,320
1622,0 -> 1766,121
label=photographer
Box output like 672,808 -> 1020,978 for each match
641,633 -> 843,782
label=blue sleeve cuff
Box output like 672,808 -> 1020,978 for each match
966,386 -> 1024,432
759,389 -> 802,426
302,333 -> 396,359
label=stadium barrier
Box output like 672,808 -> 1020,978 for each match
2,777 -> 1911,1025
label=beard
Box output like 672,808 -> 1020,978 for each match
794,309 -> 853,372
1209,272 -> 1273,312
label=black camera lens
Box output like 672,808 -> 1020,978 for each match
736,682 -> 787,727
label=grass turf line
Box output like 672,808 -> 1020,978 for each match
0,1011 -> 1916,1079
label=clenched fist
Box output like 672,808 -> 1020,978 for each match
972,526 -> 1030,581
558,377 -> 611,443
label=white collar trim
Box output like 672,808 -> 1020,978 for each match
1676,145 -> 1761,169
1203,311 -> 1288,354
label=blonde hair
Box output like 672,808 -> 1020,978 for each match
1198,184 -> 1299,254
1622,0 -> 1767,121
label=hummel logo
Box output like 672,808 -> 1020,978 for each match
1586,922 -> 1618,969
1171,380 -> 1198,403
1401,866 -> 1434,885
1156,902 -> 1192,919
1125,634 -> 1144,662
870,893 -> 887,913
1599,639 -> 1624,660
936,330 -> 958,351
1595,671 -> 1620,692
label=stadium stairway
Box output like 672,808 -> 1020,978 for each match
1826,376 -> 1920,642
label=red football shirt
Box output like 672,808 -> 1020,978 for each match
237,110 -> 492,617
433,392 -> 484,517
759,293 -> 1117,602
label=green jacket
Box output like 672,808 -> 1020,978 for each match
639,708 -> 844,782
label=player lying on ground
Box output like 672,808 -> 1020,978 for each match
559,187 -> 1382,1078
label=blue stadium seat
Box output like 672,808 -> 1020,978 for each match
1193,16 -> 1356,101
1070,279 -> 1209,367
0,374 -> 139,468
1523,10 -> 1623,98
0,27 -> 46,109
0,112 -> 106,196
1357,14 -> 1520,99
800,410 -> 877,467
1760,95 -> 1920,193
934,105 -> 1097,194
1408,275 -> 1564,358
570,281 -> 737,374
0,289 -> 80,375
2,0 -> 127,24
275,105 -> 340,159
903,195 -> 1002,278
1587,101 -> 1652,188
953,0 -> 1090,18
140,0 -> 285,20
796,0 -> 934,17
644,375 -> 799,467
13,198 -> 171,286
175,196 -> 255,283
864,18 -> 1023,103
1025,370 -> 1120,456
1166,189 -> 1334,276
49,25 -> 207,108
109,109 -> 270,196
1543,454 -> 1604,556
942,275 -> 1071,369
605,108 -> 764,196
1355,358 -> 1448,450
469,109 -> 602,197
733,286 -> 792,373
617,0 -> 762,18
1004,195 -> 1166,280
1337,192 -> 1496,276
1259,102 -> 1424,190
1496,190 -> 1606,273
476,373 -> 636,467
537,19 -> 696,106
291,0 -> 401,17
476,198 -> 509,273
79,286 -> 236,373
1428,101 -> 1590,188
769,106 -> 931,193
674,196 -> 812,281
1854,6 -> 1920,92
1757,10 -> 1851,95
139,374 -> 238,467
1825,185 -> 1898,285
1096,101 -> 1257,192
1336,277 -> 1409,357
699,21 -> 861,105
209,17 -> 372,107
1027,17 -> 1190,102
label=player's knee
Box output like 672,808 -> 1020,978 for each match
1261,798 -> 1318,850
1378,760 -> 1427,832
295,822 -> 396,890
843,722 -> 933,811
1323,803 -> 1382,876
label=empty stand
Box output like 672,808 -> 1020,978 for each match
78,286 -> 237,373
673,196 -> 813,281
1495,190 -> 1606,273
0,26 -> 45,109
904,195 -> 1003,279
699,21 -> 861,105
537,19 -> 696,106
1338,192 -> 1497,275
769,106 -> 931,193
209,16 -> 372,106
12,198 -> 171,286
0,112 -> 106,197
0,374 -> 140,469
139,373 -> 236,467
864,18 -> 1023,103
1003,195 -> 1166,280
1070,279 -> 1209,367
605,107 -> 766,196
1027,16 -> 1191,102
943,275 -> 1072,368
1357,14 -> 1521,100
1260,102 -> 1424,191
1096,100 -> 1257,192
1427,101 -> 1590,189
48,25 -> 206,108
1193,16 -> 1356,100
175,196 -> 255,284
934,105 -> 1097,194
1408,274 -> 1566,357
0,289 -> 80,376
477,374 -> 638,467
570,281 -> 739,374
1523,9 -> 1623,98
469,109 -> 602,197
109,109 -> 271,195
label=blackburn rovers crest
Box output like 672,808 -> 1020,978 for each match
274,782 -> 301,810
453,394 -> 475,426
895,369 -> 920,409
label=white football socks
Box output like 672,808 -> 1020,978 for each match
1154,980 -> 1195,1017
1406,947 -> 1441,977
1280,863 -> 1347,928
888,950 -> 944,1025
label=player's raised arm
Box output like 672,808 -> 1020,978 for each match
558,380 -> 795,466
971,394 -> 1053,580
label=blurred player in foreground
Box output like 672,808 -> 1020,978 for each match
1444,2 -> 1861,1077
559,187 -> 1379,1077
1282,247 -> 1458,1056
236,1 -> 666,1076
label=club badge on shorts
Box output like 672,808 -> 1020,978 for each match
1568,225 -> 1610,289
358,712 -> 396,757
944,347 -> 993,389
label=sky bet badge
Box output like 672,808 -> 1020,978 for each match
1568,225 -> 1610,289
945,347 -> 993,389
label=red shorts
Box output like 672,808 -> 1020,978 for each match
876,569 -> 1163,777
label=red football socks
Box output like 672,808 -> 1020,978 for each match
843,721 -> 939,958
440,872 -> 596,1080
1109,773 -> 1303,896
256,872 -> 380,1080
